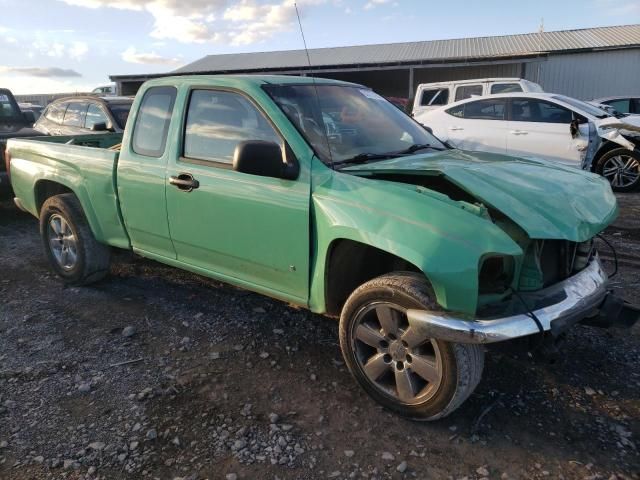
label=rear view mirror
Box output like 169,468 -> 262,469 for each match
233,141 -> 299,180
91,122 -> 108,132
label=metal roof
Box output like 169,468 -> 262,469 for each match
169,24 -> 640,75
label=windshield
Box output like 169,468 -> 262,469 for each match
552,94 -> 611,119
0,92 -> 20,118
263,84 -> 445,165
109,102 -> 132,129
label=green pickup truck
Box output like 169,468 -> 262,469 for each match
7,75 -> 638,420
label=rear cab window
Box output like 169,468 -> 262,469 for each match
132,86 -> 177,157
454,84 -> 483,102
0,93 -> 19,118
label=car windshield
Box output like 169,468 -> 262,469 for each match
109,102 -> 132,129
0,92 -> 20,118
263,84 -> 445,165
552,95 -> 611,119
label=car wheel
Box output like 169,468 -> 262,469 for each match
40,193 -> 111,285
339,272 -> 484,421
596,148 -> 640,192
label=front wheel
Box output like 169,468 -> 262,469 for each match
339,272 -> 484,421
596,148 -> 640,192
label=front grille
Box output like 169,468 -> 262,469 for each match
519,239 -> 593,291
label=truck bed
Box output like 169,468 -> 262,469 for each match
8,133 -> 130,249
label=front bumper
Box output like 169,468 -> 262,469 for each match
407,256 -> 638,344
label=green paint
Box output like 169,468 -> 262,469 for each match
8,75 -> 618,317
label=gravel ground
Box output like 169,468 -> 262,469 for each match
0,194 -> 639,480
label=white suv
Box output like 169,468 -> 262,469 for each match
412,78 -> 543,118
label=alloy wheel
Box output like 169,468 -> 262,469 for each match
351,302 -> 442,405
47,214 -> 78,271
602,154 -> 640,189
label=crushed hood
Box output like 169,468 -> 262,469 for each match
342,149 -> 617,242
594,116 -> 640,151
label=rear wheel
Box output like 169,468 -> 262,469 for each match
596,148 -> 640,192
339,272 -> 484,421
40,193 -> 111,285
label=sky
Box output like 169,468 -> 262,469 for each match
0,0 -> 639,94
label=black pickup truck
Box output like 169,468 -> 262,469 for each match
1,88 -> 39,196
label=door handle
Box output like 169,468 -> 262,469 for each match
449,126 -> 464,131
509,130 -> 528,135
169,173 -> 199,192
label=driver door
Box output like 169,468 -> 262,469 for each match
165,89 -> 310,304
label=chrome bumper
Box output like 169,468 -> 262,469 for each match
407,257 -> 609,344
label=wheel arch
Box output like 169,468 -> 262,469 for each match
592,140 -> 626,172
322,238 -> 423,317
34,179 -> 106,243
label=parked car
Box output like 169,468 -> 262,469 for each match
416,92 -> 640,192
0,88 -> 40,196
412,78 -> 543,118
19,102 -> 44,120
34,96 -> 133,136
592,96 -> 640,115
7,76 -> 639,420
91,84 -> 117,96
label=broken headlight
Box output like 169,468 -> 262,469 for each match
479,255 -> 515,294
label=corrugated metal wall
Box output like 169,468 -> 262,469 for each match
525,48 -> 640,99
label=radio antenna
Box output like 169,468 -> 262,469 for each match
294,2 -> 335,168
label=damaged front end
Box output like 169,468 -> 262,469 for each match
407,254 -> 639,345
342,154 -> 639,343
580,116 -> 640,172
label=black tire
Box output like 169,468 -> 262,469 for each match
595,148 -> 640,192
339,272 -> 484,421
39,193 -> 111,285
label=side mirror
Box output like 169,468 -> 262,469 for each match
22,111 -> 35,124
570,119 -> 580,139
233,141 -> 299,180
91,122 -> 108,132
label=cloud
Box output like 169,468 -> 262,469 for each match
594,0 -> 640,15
69,42 -> 89,60
59,0 -> 326,46
0,66 -> 83,78
31,40 -> 89,60
121,47 -> 183,66
364,0 -> 391,9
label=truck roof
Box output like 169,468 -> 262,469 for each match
143,74 -> 365,89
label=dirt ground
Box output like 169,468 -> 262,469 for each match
0,193 -> 639,480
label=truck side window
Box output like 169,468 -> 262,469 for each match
454,85 -> 483,101
490,83 -> 523,94
132,86 -> 177,157
420,88 -> 449,106
183,90 -> 281,165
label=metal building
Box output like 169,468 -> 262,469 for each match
110,24 -> 640,100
